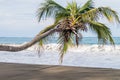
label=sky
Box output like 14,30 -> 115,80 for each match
0,0 -> 120,37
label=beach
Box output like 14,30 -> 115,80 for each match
0,63 -> 120,80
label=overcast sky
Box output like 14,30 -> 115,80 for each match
0,0 -> 120,37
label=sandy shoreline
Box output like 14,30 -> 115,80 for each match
0,62 -> 120,80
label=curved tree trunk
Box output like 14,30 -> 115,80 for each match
0,29 -> 57,52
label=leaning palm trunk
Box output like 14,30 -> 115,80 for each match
0,28 -> 56,52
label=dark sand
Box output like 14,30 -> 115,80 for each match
0,63 -> 120,80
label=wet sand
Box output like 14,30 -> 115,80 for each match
0,63 -> 120,80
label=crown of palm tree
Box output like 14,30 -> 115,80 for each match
37,0 -> 120,63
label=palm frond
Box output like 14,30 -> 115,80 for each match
81,8 -> 99,21
58,31 -> 74,63
37,0 -> 66,21
98,7 -> 120,23
87,21 -> 115,45
79,0 -> 94,13
67,1 -> 78,13
81,7 -> 120,23
55,11 -> 70,23
66,1 -> 81,21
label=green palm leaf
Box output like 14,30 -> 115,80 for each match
81,7 -> 120,23
79,0 -> 94,13
37,0 -> 66,22
58,31 -> 74,63
87,21 -> 114,45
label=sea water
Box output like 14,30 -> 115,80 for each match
0,37 -> 120,69
0,37 -> 120,45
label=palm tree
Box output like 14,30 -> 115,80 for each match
0,0 -> 119,62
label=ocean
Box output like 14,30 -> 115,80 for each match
0,37 -> 120,69
0,37 -> 120,45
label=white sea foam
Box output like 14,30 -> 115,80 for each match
26,43 -> 120,53
0,43 -> 120,69
2,43 -> 120,52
